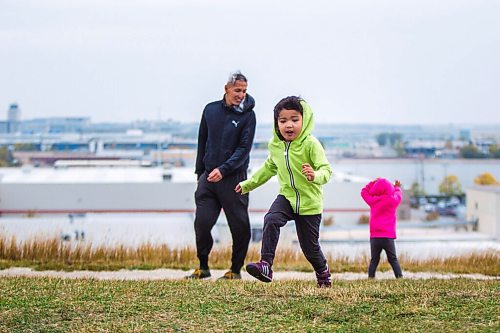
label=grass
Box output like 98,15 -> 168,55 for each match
0,277 -> 498,332
0,235 -> 499,275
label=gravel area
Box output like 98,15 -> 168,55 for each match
0,267 -> 497,281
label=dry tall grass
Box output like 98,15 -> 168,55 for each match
0,234 -> 498,275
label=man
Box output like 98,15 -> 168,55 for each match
186,71 -> 256,280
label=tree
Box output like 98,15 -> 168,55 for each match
439,175 -> 462,196
394,140 -> 406,157
474,172 -> 499,185
489,144 -> 500,158
410,182 -> 426,196
376,132 -> 403,147
13,143 -> 37,151
460,144 -> 485,158
0,147 -> 15,166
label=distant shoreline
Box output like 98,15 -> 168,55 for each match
329,158 -> 500,164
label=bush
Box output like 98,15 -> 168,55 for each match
358,214 -> 370,225
323,216 -> 334,226
425,211 -> 440,221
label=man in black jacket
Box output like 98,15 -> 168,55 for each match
186,71 -> 256,280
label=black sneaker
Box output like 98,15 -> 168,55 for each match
246,261 -> 273,283
185,268 -> 211,280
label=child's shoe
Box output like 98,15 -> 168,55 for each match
316,267 -> 331,288
246,261 -> 273,283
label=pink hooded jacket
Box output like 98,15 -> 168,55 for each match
360,178 -> 402,239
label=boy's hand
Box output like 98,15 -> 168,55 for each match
394,180 -> 401,188
302,163 -> 315,181
235,183 -> 242,193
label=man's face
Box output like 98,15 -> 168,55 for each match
224,80 -> 247,107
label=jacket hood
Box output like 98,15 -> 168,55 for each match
273,100 -> 314,143
223,93 -> 255,113
370,178 -> 395,196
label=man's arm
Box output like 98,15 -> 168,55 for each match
195,110 -> 208,178
218,113 -> 256,177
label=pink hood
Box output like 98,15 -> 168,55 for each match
360,178 -> 402,239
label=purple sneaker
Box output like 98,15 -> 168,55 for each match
246,261 -> 273,283
316,267 -> 331,288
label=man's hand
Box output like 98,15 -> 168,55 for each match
301,163 -> 315,181
207,168 -> 223,183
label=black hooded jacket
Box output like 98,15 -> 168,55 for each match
195,94 -> 256,178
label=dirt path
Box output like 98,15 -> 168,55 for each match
0,267 -> 497,281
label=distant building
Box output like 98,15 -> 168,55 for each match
7,103 -> 21,133
21,117 -> 91,134
0,121 -> 8,134
459,129 -> 471,141
467,186 -> 500,240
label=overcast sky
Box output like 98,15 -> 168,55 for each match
1,0 -> 499,125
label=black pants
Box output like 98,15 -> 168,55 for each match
194,170 -> 251,274
260,195 -> 328,273
368,238 -> 403,278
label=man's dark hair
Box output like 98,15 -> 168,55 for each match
273,96 -> 304,140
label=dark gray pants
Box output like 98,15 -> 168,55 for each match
369,238 -> 403,278
260,195 -> 328,273
194,170 -> 251,274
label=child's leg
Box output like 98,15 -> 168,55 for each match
294,214 -> 328,272
384,239 -> 403,278
260,195 -> 293,266
368,238 -> 383,278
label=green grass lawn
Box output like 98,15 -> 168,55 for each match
0,277 -> 498,332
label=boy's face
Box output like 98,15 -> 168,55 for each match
277,108 -> 303,142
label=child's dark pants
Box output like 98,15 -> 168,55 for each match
368,238 -> 403,278
260,195 -> 328,273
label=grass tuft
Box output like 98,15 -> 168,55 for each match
0,234 -> 498,275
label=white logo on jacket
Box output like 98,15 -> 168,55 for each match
232,120 -> 239,128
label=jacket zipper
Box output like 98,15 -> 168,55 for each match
284,141 -> 300,214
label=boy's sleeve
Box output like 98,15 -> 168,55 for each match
309,138 -> 332,185
239,155 -> 277,194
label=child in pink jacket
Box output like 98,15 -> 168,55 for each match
361,178 -> 403,278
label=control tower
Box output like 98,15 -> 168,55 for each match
7,103 -> 21,133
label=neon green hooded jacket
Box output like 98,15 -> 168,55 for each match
239,100 -> 332,215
